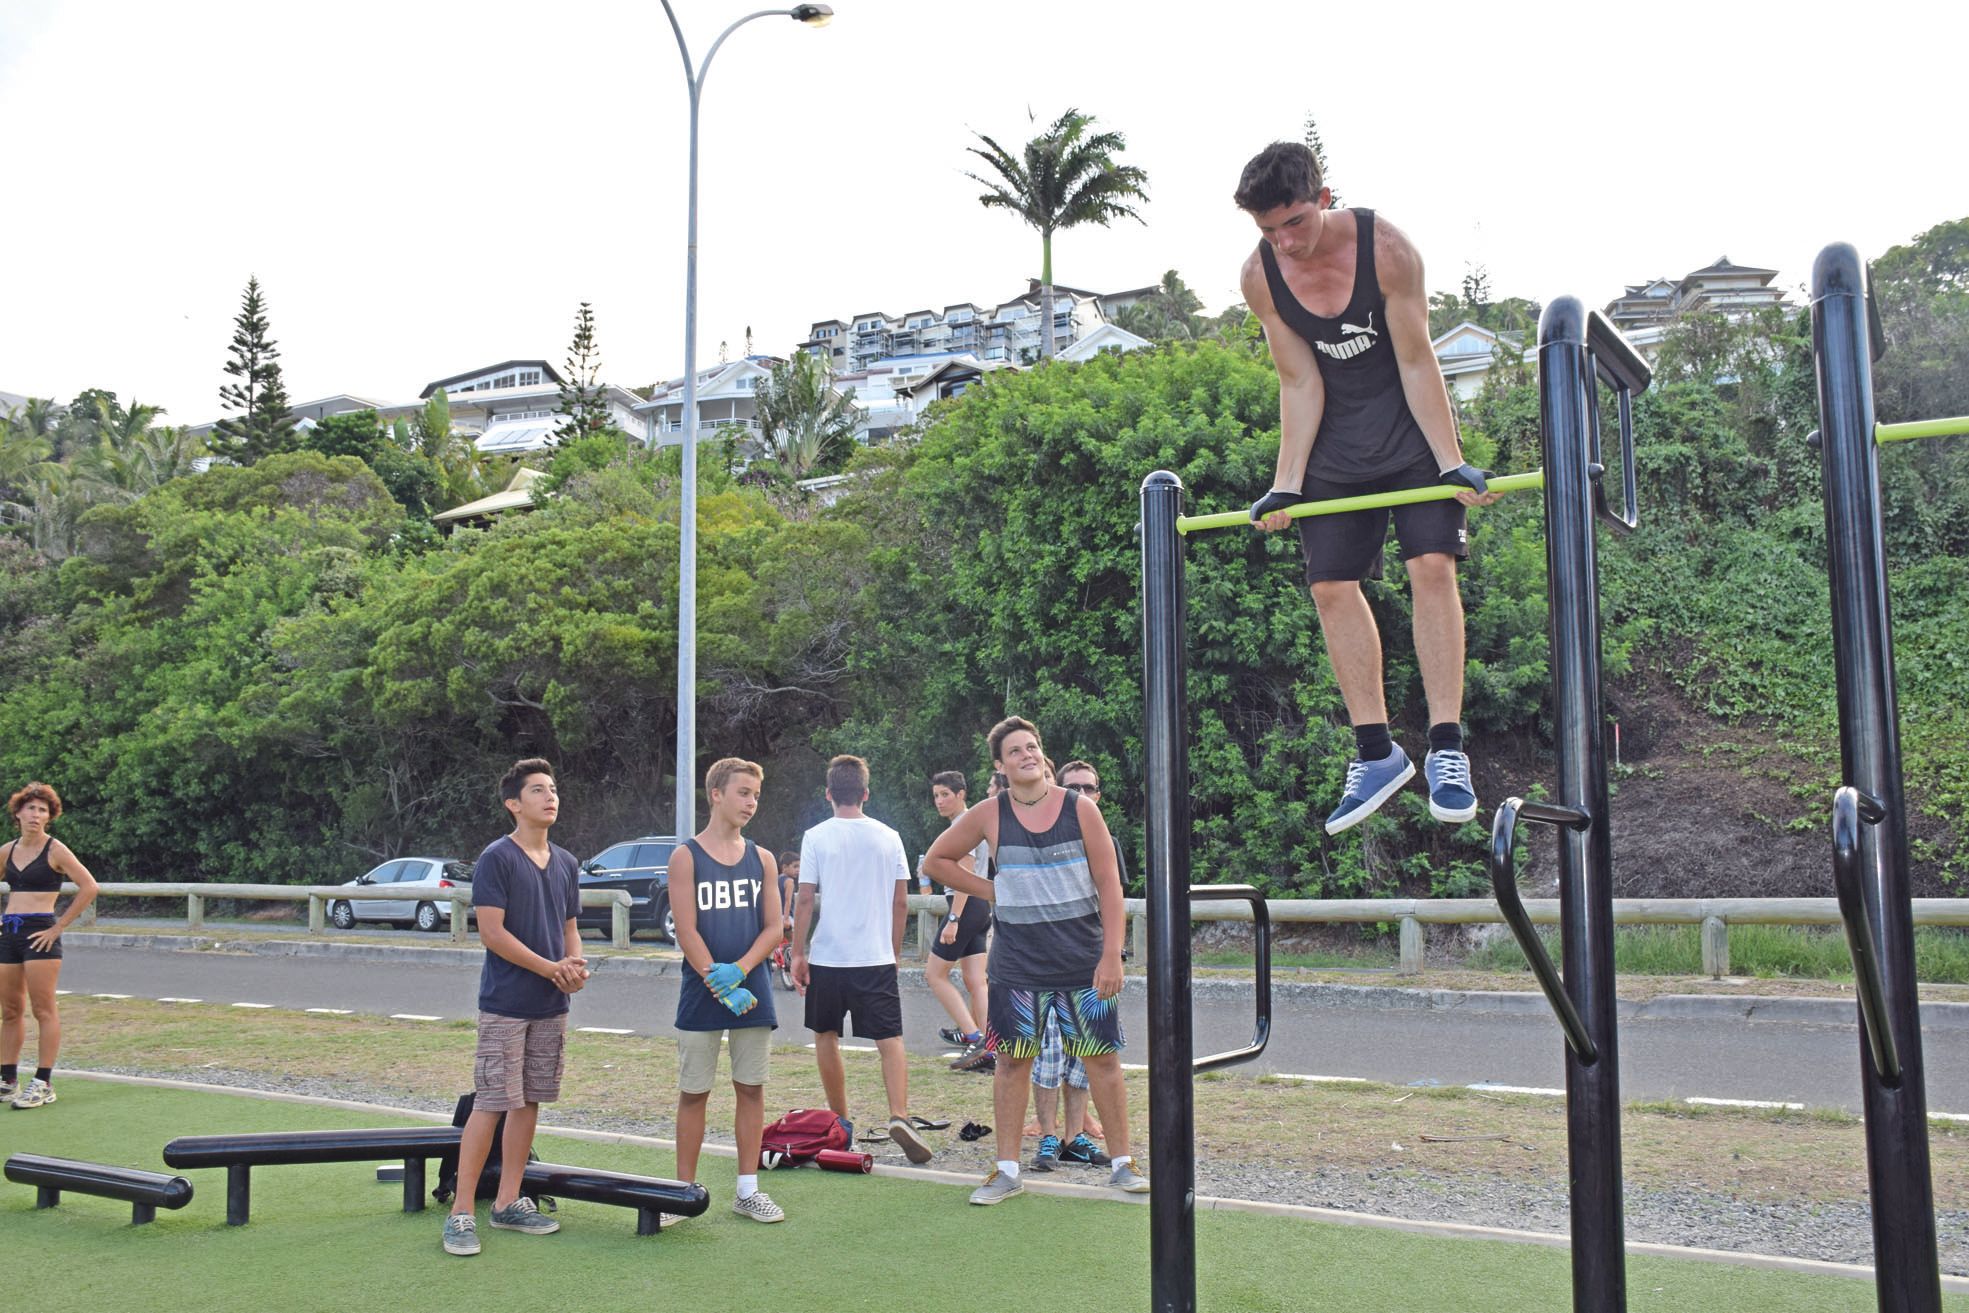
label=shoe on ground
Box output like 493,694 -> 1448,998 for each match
731,1191 -> 785,1223
10,1078 -> 55,1109
0,1077 -> 16,1102
488,1196 -> 559,1234
1109,1160 -> 1150,1194
1425,748 -> 1479,823
1060,1132 -> 1111,1167
1030,1134 -> 1061,1172
1324,745 -> 1416,835
888,1116 -> 933,1165
969,1169 -> 1024,1205
950,1041 -> 994,1073
442,1211 -> 480,1256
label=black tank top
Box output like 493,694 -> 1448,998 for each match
4,842 -> 61,894
1258,208 -> 1432,483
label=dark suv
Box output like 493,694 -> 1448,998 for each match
577,836 -> 681,941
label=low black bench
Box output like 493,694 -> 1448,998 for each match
163,1126 -> 462,1225
509,1161 -> 709,1235
5,1153 -> 194,1224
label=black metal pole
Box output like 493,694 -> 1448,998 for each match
1810,242 -> 1942,1313
1536,298 -> 1627,1312
1140,470 -> 1195,1313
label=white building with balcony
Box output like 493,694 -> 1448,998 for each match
1605,256 -> 1789,333
632,357 -> 780,448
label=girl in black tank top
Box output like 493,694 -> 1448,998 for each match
1257,208 -> 1432,483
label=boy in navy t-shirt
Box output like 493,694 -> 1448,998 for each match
668,757 -> 786,1222
443,758 -> 588,1257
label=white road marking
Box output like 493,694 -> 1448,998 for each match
1468,1082 -> 1565,1097
305,1008 -> 353,1015
1120,1062 -> 1148,1071
1931,1111 -> 1968,1124
1269,1073 -> 1370,1084
232,1002 -> 274,1010
805,1042 -> 877,1053
390,1013 -> 443,1022
156,997 -> 204,1004
577,1026 -> 635,1035
1687,1096 -> 1805,1111
92,993 -> 131,999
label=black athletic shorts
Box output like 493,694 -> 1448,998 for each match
0,914 -> 62,964
929,895 -> 991,962
1296,453 -> 1469,584
804,963 -> 903,1040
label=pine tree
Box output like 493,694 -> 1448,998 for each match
1302,112 -> 1341,207
554,302 -> 611,444
214,275 -> 296,463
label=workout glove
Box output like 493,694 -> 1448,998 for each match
1249,488 -> 1300,522
720,986 -> 759,1016
705,961 -> 746,995
1439,463 -> 1491,494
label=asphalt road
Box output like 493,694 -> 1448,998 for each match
57,942 -> 1968,1116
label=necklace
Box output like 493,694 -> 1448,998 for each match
1010,786 -> 1050,807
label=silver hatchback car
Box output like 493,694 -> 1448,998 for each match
329,857 -> 473,932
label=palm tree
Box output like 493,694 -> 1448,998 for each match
74,424 -> 207,504
752,352 -> 861,485
967,108 -> 1149,361
1116,269 -> 1206,343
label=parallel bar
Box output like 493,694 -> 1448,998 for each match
1811,241 -> 1942,1313
1139,470 -> 1196,1313
1875,416 -> 1969,443
1175,470 -> 1544,534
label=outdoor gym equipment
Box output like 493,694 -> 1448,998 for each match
5,1152 -> 194,1225
1137,299 -> 1649,1313
1808,240 -> 1950,1313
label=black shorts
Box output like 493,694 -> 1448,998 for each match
804,963 -> 903,1040
929,896 -> 992,962
0,915 -> 62,964
1296,454 -> 1469,584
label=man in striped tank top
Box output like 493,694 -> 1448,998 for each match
925,717 -> 1150,1203
1235,141 -> 1500,838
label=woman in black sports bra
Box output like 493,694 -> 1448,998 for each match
2,781 -> 99,1110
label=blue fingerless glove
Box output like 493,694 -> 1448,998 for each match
721,986 -> 759,1016
1440,463 -> 1490,494
705,962 -> 745,995
1249,488 -> 1300,522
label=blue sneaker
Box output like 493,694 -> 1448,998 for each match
1324,745 -> 1416,835
1425,749 -> 1478,823
1031,1134 -> 1062,1172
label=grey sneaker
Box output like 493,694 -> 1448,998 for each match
968,1169 -> 1024,1206
950,1041 -> 995,1073
1109,1159 -> 1150,1194
731,1190 -> 785,1223
10,1078 -> 55,1109
1030,1134 -> 1061,1172
887,1116 -> 933,1165
0,1077 -> 17,1102
489,1196 -> 559,1234
442,1211 -> 480,1256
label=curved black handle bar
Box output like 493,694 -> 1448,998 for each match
1489,796 -> 1598,1063
1832,786 -> 1901,1086
1191,884 -> 1271,1073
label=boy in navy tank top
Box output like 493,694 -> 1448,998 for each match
1235,140 -> 1498,837
667,757 -> 787,1223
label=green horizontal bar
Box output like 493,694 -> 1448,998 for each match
1175,470 -> 1546,536
1876,416 -> 1969,444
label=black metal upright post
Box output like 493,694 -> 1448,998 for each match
1810,242 -> 1942,1313
1139,470 -> 1195,1313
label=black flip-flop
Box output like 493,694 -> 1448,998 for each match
907,1116 -> 952,1131
857,1130 -> 893,1144
957,1121 -> 992,1142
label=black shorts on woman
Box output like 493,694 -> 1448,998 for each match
929,893 -> 991,963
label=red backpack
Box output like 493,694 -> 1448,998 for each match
760,1108 -> 851,1167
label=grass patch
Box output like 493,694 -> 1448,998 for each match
17,1079 -> 1961,1313
1464,925 -> 1969,983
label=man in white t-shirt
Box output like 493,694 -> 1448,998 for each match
790,753 -> 933,1164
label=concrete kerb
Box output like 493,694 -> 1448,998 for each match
64,931 -> 1969,1028
58,1070 -> 1967,1291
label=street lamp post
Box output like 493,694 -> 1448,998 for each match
661,1 -> 832,837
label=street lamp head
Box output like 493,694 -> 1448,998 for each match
790,4 -> 833,25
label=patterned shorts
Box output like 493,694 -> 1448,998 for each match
987,985 -> 1124,1063
1031,1011 -> 1088,1091
474,1011 -> 567,1112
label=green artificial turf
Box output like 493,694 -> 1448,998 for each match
8,1080 -> 1959,1312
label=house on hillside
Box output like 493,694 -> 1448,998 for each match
432,465 -> 551,531
1432,322 -> 1529,400
633,357 -> 781,449
1605,257 -> 1789,334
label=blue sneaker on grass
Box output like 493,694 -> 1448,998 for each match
1324,745 -> 1416,835
1425,749 -> 1478,823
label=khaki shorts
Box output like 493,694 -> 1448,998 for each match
677,1026 -> 772,1094
474,1011 -> 567,1112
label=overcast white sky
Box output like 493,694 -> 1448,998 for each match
3,0 -> 1964,424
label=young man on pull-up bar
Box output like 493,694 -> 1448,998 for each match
1236,140 -> 1499,835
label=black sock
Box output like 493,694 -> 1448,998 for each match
0,1065 -> 15,1083
1428,722 -> 1464,754
34,1067 -> 50,1084
1353,723 -> 1394,762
